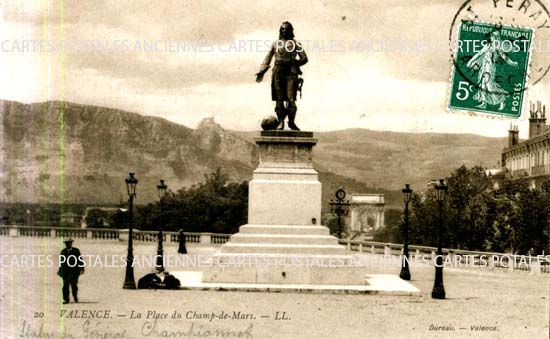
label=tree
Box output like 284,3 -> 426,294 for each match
133,168 -> 248,234
446,165 -> 493,250
408,192 -> 440,247
384,165 -> 550,255
511,184 -> 550,254
109,209 -> 131,229
373,208 -> 404,243
85,209 -> 110,228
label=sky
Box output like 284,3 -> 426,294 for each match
0,0 -> 549,138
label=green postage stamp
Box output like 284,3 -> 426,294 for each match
448,22 -> 533,118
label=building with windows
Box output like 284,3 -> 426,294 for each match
501,101 -> 549,189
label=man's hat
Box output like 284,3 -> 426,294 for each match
63,238 -> 74,243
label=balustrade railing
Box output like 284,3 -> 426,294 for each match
339,239 -> 549,275
92,229 -> 119,240
0,225 -> 231,245
212,234 -> 231,244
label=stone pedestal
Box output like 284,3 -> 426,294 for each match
248,131 -> 321,225
204,131 -> 353,285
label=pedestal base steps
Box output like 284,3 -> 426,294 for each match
172,271 -> 420,295
220,224 -> 346,255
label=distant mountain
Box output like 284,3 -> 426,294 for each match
1,100 -> 256,204
236,129 -> 507,195
1,100 -> 507,207
315,129 -> 506,191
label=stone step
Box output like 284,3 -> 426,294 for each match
239,224 -> 330,235
220,243 -> 347,255
230,233 -> 338,245
201,262 -> 369,285
208,253 -> 356,265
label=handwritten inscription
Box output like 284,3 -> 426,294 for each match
20,307 -> 291,338
19,319 -> 126,338
142,319 -> 254,338
19,320 -> 60,338
82,320 -> 127,338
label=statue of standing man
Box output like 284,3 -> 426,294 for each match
256,22 -> 308,130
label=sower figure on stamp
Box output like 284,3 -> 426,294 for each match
256,21 -> 308,130
466,31 -> 518,111
57,238 -> 84,304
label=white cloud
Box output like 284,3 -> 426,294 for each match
0,0 -> 548,138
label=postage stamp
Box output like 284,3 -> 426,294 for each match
448,22 -> 533,118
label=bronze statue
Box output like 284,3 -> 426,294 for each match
256,22 -> 308,130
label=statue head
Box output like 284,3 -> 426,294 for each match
279,21 -> 295,40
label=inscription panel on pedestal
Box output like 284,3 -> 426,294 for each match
260,143 -> 313,164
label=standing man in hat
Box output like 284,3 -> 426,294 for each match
58,238 -> 84,304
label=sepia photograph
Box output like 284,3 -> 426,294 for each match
0,1 -> 549,338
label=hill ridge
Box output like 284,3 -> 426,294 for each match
1,99 -> 506,205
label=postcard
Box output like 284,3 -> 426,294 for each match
1,1 -> 549,338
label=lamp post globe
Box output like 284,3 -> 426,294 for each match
123,173 -> 138,289
156,179 -> 167,272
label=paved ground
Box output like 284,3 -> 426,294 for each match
1,238 -> 548,338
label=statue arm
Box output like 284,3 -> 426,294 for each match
260,46 -> 274,72
256,43 -> 275,81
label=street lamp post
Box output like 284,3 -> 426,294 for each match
123,173 -> 138,289
399,184 -> 412,281
431,178 -> 447,299
329,188 -> 351,238
156,179 -> 167,272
